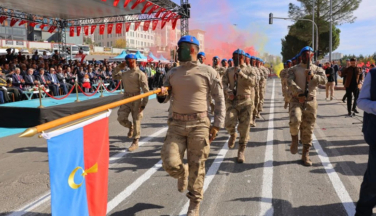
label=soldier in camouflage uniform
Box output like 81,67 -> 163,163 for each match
157,35 -> 225,216
257,58 -> 268,116
228,59 -> 233,68
113,54 -> 149,152
221,58 -> 228,71
223,49 -> 256,163
197,52 -> 206,65
287,46 -> 327,166
210,56 -> 226,114
250,57 -> 261,127
280,60 -> 292,109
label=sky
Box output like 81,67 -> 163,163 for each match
172,0 -> 376,57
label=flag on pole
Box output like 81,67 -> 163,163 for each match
42,111 -> 111,216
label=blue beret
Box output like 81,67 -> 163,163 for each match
250,56 -> 255,59
292,57 -> 296,60
222,59 -> 227,62
284,62 -> 287,65
197,52 -> 206,57
178,35 -> 200,46
300,46 -> 314,53
228,59 -> 233,62
213,56 -> 220,59
287,60 -> 292,63
125,54 -> 137,60
256,58 -> 261,61
233,49 -> 245,56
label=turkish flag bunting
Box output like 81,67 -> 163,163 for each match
77,26 -> 82,36
107,23 -> 114,34
148,4 -> 160,15
141,1 -> 153,13
10,18 -> 19,27
125,22 -> 131,32
48,26 -> 57,33
40,24 -> 48,30
113,0 -> 120,6
161,18 -> 168,29
161,11 -> 172,19
99,24 -> 105,35
134,21 -> 141,31
123,0 -> 132,8
166,12 -> 177,22
69,26 -> 75,37
91,25 -> 97,34
29,22 -> 38,27
19,20 -> 28,26
0,16 -> 8,24
147,56 -> 153,62
152,20 -> 159,31
116,23 -> 122,34
131,0 -> 146,9
155,8 -> 166,18
143,20 -> 151,31
172,16 -> 181,30
84,26 -> 89,36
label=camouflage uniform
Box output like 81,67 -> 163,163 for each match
223,63 -> 256,153
113,66 -> 149,139
280,68 -> 291,104
258,66 -> 268,113
158,61 -> 225,203
251,67 -> 261,125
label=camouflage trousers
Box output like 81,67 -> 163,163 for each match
225,98 -> 253,145
289,99 -> 318,146
252,85 -> 260,121
258,80 -> 266,112
161,117 -> 210,202
117,99 -> 143,139
281,79 -> 291,103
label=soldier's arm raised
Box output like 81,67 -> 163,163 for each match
112,62 -> 126,80
287,68 -> 303,97
238,67 -> 256,87
210,70 -> 225,128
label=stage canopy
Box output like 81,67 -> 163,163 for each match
148,52 -> 159,62
158,54 -> 169,63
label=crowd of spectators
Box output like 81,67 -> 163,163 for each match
0,48 -> 174,104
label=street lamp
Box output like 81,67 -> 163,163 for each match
329,0 -> 332,62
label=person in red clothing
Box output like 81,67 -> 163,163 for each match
82,74 -> 91,93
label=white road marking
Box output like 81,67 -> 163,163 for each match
7,127 -> 168,216
312,134 -> 356,216
106,160 -> 163,213
179,139 -> 230,216
259,79 -> 275,216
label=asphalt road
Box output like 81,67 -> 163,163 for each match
0,78 -> 372,216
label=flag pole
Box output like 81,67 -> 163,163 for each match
20,87 -> 169,138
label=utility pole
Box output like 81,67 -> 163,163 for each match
329,0 -> 332,62
312,0 -> 315,58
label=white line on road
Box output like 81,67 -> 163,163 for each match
179,139 -> 230,216
7,127 -> 168,216
312,134 -> 356,216
259,79 -> 275,216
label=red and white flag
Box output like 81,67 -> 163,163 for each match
134,21 -> 141,31
19,20 -> 28,26
113,0 -> 120,6
123,0 -> 132,7
141,1 -> 153,13
172,16 -> 181,30
161,11 -> 172,19
40,24 -> 48,30
131,0 -> 146,9
84,26 -> 89,36
155,8 -> 166,18
143,20 -> 151,31
10,18 -> 19,27
0,16 -> 8,24
91,25 -> 97,34
167,13 -> 177,22
48,26 -> 57,33
152,20 -> 159,31
107,23 -> 114,34
69,26 -> 75,37
116,23 -> 122,34
29,22 -> 38,28
77,26 -> 82,36
161,18 -> 168,29
125,22 -> 131,32
99,24 -> 105,35
148,4 -> 160,15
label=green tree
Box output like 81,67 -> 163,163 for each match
84,37 -> 93,45
281,34 -> 310,62
113,39 -> 126,48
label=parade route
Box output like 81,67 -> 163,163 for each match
0,78 -> 369,216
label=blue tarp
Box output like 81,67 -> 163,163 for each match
158,54 -> 169,63
148,52 -> 159,62
135,51 -> 147,61
112,50 -> 127,59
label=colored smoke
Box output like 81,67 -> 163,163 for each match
274,63 -> 284,77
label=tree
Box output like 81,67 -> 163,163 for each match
113,39 -> 126,48
281,35 -> 308,62
84,37 -> 93,45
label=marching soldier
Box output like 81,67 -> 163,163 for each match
258,59 -> 268,116
157,35 -> 225,216
113,54 -> 149,152
197,52 -> 206,65
287,46 -> 326,166
228,59 -> 234,67
250,57 -> 261,126
280,60 -> 292,109
223,49 -> 256,163
213,56 -> 226,79
221,59 -> 228,70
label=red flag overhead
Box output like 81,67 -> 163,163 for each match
47,25 -> 57,33
123,0 -> 132,7
152,20 -> 159,31
116,23 -> 122,34
107,23 -> 114,34
148,4 -> 160,15
172,16 -> 181,30
161,18 -> 168,29
77,26 -> 82,36
10,18 -> 19,27
131,0 -> 146,9
91,25 -> 97,34
161,11 -> 172,19
147,56 -> 153,62
0,16 -> 8,24
99,24 -> 105,35
155,8 -> 166,18
125,22 -> 131,32
69,26 -> 75,37
18,20 -> 28,26
40,24 -> 48,30
29,22 -> 38,28
134,21 -> 141,31
167,13 -> 177,22
143,20 -> 151,31
141,1 -> 153,13
113,0 -> 120,6
84,26 -> 89,36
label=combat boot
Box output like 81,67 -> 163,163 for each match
228,134 -> 237,149
290,135 -> 299,154
237,145 -> 246,163
256,112 -> 261,119
178,164 -> 188,192
284,102 -> 288,109
187,200 -> 200,216
301,144 -> 312,166
127,123 -> 133,138
128,139 -> 139,152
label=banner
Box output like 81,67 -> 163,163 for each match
91,25 -> 97,35
29,22 -> 38,28
152,20 -> 159,31
166,13 -> 177,22
48,26 -> 57,33
116,23 -> 122,34
143,20 -> 151,31
10,18 -> 19,27
134,21 -> 141,31
113,0 -> 120,6
40,24 -> 48,30
84,26 -> 89,36
123,0 -> 132,8
131,0 -> 146,9
42,111 -> 110,216
148,4 -> 160,15
161,18 -> 168,29
99,24 -> 105,35
0,16 -> 8,24
161,11 -> 172,19
155,8 -> 166,18
19,20 -> 28,26
141,1 -> 153,13
70,26 -> 75,37
107,23 -> 114,34
172,15 -> 181,30
125,22 -> 131,32
77,26 -> 82,36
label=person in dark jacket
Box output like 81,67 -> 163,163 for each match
325,62 -> 335,100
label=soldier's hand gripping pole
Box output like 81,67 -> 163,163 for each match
299,53 -> 311,110
233,49 -> 240,96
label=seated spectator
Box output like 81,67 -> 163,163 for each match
57,67 -> 71,94
24,68 -> 38,87
0,90 -> 4,104
32,51 -> 39,61
5,79 -> 22,101
12,68 -> 25,92
50,68 -> 67,95
37,68 -> 58,96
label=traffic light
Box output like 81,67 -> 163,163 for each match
269,13 -> 273,24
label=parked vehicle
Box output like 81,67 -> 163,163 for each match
78,45 -> 90,55
32,49 -> 52,56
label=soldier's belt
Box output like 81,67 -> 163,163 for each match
235,95 -> 251,100
124,91 -> 141,97
172,112 -> 207,121
294,96 -> 315,101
